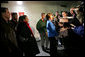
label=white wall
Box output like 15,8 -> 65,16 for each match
1,1 -> 70,40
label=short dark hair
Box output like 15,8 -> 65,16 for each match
1,7 -> 8,18
62,11 -> 68,16
1,7 -> 8,13
11,13 -> 17,16
41,13 -> 45,16
62,11 -> 68,14
11,13 -> 17,19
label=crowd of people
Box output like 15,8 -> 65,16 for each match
36,4 -> 84,56
1,2 -> 84,56
1,7 -> 40,56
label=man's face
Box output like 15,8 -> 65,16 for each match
50,15 -> 54,21
14,14 -> 18,20
5,9 -> 10,20
70,10 -> 73,14
42,14 -> 45,19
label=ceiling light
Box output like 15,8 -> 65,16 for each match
17,1 -> 23,5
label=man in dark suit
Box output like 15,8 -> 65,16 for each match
1,7 -> 23,56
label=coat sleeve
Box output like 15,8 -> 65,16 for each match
47,22 -> 56,33
36,21 -> 41,33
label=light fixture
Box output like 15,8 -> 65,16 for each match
17,1 -> 23,5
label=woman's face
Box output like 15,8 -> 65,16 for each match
24,16 -> 29,22
15,14 -> 18,20
62,12 -> 67,17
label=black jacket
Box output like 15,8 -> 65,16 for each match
16,22 -> 40,56
0,18 -> 22,56
62,29 -> 83,56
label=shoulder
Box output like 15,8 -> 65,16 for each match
38,19 -> 42,22
47,20 -> 50,25
47,20 -> 49,23
9,20 -> 13,23
37,19 -> 41,23
47,20 -> 50,22
18,22 -> 26,27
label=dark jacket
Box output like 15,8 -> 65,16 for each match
36,19 -> 47,33
9,19 -> 18,31
69,14 -> 81,26
0,18 -> 22,56
61,29 -> 82,56
17,22 -> 40,56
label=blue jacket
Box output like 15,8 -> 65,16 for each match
73,25 -> 84,36
46,20 -> 58,37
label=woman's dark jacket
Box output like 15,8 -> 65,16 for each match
16,22 -> 40,55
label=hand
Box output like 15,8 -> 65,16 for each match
70,24 -> 75,27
